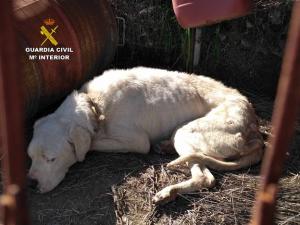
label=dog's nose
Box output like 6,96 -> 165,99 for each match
28,178 -> 38,189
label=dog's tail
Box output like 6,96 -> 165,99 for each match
167,144 -> 263,171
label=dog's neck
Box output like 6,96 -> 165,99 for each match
86,94 -> 106,133
55,91 -> 104,136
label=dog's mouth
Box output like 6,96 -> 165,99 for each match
28,178 -> 54,193
38,185 -> 49,193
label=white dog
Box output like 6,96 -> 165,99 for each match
28,67 -> 263,204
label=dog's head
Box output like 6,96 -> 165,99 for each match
28,92 -> 96,193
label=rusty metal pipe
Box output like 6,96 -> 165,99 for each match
250,2 -> 300,225
0,0 -> 30,224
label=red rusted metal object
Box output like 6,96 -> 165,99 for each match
14,0 -> 117,118
172,0 -> 252,28
0,0 -> 30,224
250,2 -> 300,225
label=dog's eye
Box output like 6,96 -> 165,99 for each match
47,157 -> 56,163
42,154 -> 56,163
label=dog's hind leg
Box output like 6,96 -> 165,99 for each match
152,163 -> 215,204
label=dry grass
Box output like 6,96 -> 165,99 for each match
112,165 -> 300,225
112,167 -> 259,225
253,0 -> 288,10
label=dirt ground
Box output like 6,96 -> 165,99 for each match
25,1 -> 300,225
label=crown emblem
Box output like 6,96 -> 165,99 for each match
44,18 -> 55,26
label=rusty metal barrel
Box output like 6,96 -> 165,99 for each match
14,0 -> 118,119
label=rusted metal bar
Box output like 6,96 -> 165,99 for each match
250,2 -> 300,225
0,0 -> 30,224
0,185 -> 19,225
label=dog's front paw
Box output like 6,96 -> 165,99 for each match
152,187 -> 177,205
166,160 -> 185,169
166,161 -> 177,169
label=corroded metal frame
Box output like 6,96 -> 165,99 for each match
250,2 -> 300,225
0,0 -> 30,224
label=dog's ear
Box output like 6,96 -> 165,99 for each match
68,125 -> 91,162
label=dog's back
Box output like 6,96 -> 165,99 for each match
81,67 -> 251,139
82,67 -> 210,141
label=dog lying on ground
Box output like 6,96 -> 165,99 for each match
28,67 -> 263,204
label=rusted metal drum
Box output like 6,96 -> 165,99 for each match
14,0 -> 117,119
172,0 -> 252,28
